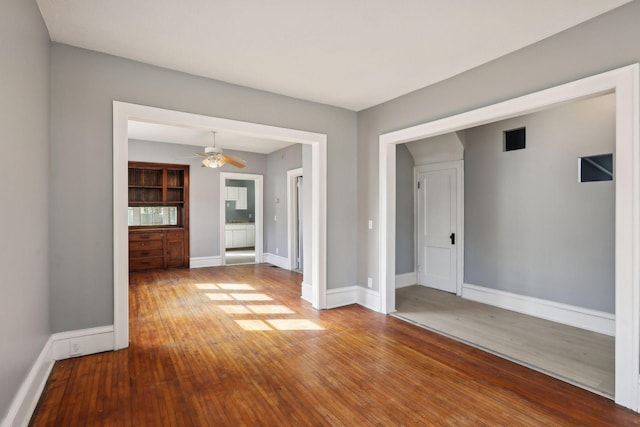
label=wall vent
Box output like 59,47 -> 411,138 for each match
504,127 -> 526,151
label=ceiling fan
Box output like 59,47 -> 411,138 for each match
196,132 -> 246,169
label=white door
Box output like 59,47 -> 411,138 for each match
417,165 -> 458,293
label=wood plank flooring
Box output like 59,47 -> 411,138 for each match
30,265 -> 640,426
394,285 -> 615,398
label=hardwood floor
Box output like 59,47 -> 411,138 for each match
394,285 -> 615,397
30,265 -> 640,426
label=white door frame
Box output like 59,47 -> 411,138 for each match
220,173 -> 263,265
414,161 -> 464,295
379,64 -> 639,410
287,167 -> 304,270
113,102 -> 328,348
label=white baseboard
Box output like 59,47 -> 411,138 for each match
263,252 -> 290,269
462,283 -> 615,336
51,326 -> 115,359
358,287 -> 381,312
1,338 -> 53,427
2,326 -> 115,427
301,281 -> 312,303
326,286 -> 358,308
190,256 -> 222,268
395,272 -> 416,289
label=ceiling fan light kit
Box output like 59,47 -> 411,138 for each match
198,132 -> 246,169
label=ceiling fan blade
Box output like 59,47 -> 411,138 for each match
222,155 -> 246,168
195,152 -> 208,157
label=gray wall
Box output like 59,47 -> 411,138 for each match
357,1 -> 640,293
0,0 -> 51,421
225,179 -> 255,223
464,95 -> 615,312
128,139 -> 268,258
265,144 -> 303,257
50,43 -> 357,332
395,145 -> 415,275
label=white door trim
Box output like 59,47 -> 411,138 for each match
414,160 -> 464,295
113,102 -> 328,350
379,64 -> 639,410
287,167 -> 304,271
220,173 -> 264,265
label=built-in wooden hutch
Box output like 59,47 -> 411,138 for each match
128,161 -> 189,272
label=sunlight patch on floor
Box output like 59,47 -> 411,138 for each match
205,293 -> 233,301
195,283 -> 219,290
235,319 -> 324,331
196,281 -> 323,331
218,305 -> 252,314
247,305 -> 295,314
219,283 -> 255,291
230,293 -> 272,301
235,320 -> 272,331
267,319 -> 323,330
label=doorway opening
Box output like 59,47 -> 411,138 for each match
379,65 -> 639,410
288,168 -> 304,272
221,174 -> 263,265
114,102 -> 328,353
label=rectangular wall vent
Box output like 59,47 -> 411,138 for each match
504,127 -> 526,151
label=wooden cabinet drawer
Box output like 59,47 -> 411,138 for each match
129,257 -> 164,271
128,228 -> 188,272
130,232 -> 164,241
129,248 -> 164,259
129,239 -> 164,251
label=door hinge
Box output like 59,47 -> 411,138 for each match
417,181 -> 420,189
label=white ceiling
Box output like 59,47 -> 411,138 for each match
37,0 -> 629,112
128,121 -> 295,154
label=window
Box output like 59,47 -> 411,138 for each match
128,206 -> 178,226
579,154 -> 613,182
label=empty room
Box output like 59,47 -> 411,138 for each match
4,1 -> 640,425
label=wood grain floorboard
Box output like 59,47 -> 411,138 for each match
29,264 -> 640,426
394,285 -> 615,397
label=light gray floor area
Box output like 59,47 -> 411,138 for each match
394,285 -> 615,398
224,248 -> 256,265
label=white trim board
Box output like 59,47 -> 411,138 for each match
1,340 -> 53,427
462,284 -> 615,336
263,252 -> 289,269
378,64 -> 640,410
358,287 -> 381,312
301,281 -> 312,303
50,326 -> 115,360
326,286 -> 358,308
190,256 -> 222,268
395,272 -> 416,289
1,326 -> 115,427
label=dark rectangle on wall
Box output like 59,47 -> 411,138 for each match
580,153 -> 613,182
504,127 -> 526,151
